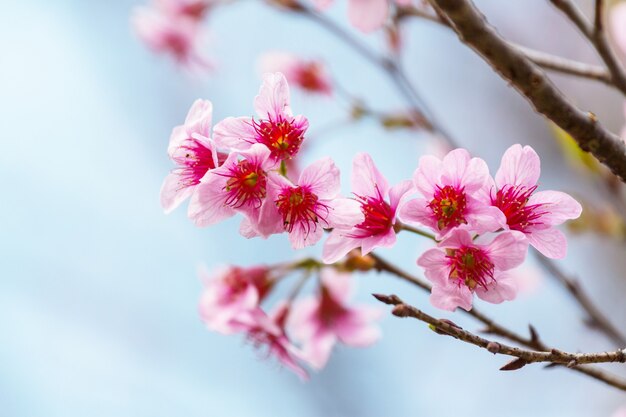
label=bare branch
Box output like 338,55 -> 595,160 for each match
549,0 -> 626,95
428,0 -> 626,183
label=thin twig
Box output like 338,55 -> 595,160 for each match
369,252 -> 626,391
376,294 -> 626,365
533,249 -> 626,347
549,0 -> 626,96
428,0 -> 626,183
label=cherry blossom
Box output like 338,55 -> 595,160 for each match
323,152 -> 412,263
161,99 -> 226,213
213,72 -> 309,162
399,148 -> 505,238
288,269 -> 382,369
418,229 -> 528,311
491,144 -> 582,259
259,52 -> 333,95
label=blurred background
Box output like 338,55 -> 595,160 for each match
2,0 -> 626,415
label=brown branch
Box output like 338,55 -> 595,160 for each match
427,0 -> 626,183
370,253 -> 626,391
375,294 -> 626,366
549,0 -> 626,95
534,249 -> 626,347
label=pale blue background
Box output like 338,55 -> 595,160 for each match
2,0 -> 626,416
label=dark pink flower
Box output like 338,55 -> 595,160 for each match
418,229 -> 528,311
161,99 -> 227,213
213,73 -> 309,162
323,152 -> 412,263
288,269 -> 382,369
491,144 -> 582,259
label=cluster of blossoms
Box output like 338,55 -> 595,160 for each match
162,72 -> 581,374
132,0 -> 214,72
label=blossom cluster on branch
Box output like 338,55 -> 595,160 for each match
160,72 -> 581,376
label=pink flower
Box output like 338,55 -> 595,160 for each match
313,0 -> 410,33
198,264 -> 273,334
288,269 -> 382,369
418,229 -> 529,311
213,73 -> 309,162
491,144 -> 582,259
188,144 -> 277,231
611,2 -> 626,56
155,0 -> 213,19
259,157 -> 363,249
399,148 -> 505,238
246,303 -> 309,380
323,153 -> 412,263
259,52 -> 333,95
161,99 -> 227,213
132,6 -> 212,72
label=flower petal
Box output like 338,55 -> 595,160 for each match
254,72 -> 292,119
527,227 -> 568,259
495,144 -> 540,189
212,116 -> 257,150
351,152 -> 389,198
486,230 -> 529,270
475,271 -> 518,304
347,0 -> 388,33
529,190 -> 582,226
430,283 -> 473,311
299,157 -> 340,199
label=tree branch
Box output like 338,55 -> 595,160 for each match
428,0 -> 626,183
549,0 -> 626,96
375,294 -> 626,366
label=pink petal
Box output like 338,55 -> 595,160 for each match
413,155 -> 443,196
495,144 -> 540,189
184,99 -> 213,138
254,72 -> 293,119
348,0 -> 389,33
466,200 -> 507,234
486,230 -> 529,270
441,148 -> 471,187
529,190 -> 582,226
527,227 -> 568,259
475,271 -> 518,304
351,152 -> 389,198
320,268 -> 354,302
239,217 -> 260,238
360,228 -> 396,254
398,198 -> 436,230
322,232 -> 361,264
461,156 -> 491,193
326,197 -> 364,229
336,309 -> 382,346
430,283 -> 473,311
160,172 -> 194,213
417,248 -> 449,286
301,331 -> 337,370
312,0 -> 334,10
298,157 -> 340,199
212,116 -> 256,150
289,223 -> 324,249
438,228 -> 474,249
388,179 -> 414,211
187,174 -> 235,226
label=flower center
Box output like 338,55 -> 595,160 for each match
172,138 -> 225,189
446,246 -> 495,291
222,160 -> 267,208
295,63 -> 326,92
428,185 -> 467,230
317,286 -> 347,326
253,115 -> 307,161
350,188 -> 394,237
275,186 -> 328,233
491,185 -> 544,231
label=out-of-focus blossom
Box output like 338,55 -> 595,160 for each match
611,2 -> 626,56
188,144 -> 278,232
132,6 -> 212,72
418,229 -> 528,311
259,52 -> 333,95
399,148 -> 505,238
323,152 -> 412,263
161,99 -> 226,213
611,406 -> 626,417
288,269 -> 382,369
214,72 -> 309,162
491,144 -> 582,259
246,303 -> 309,380
312,0 -> 412,33
155,0 -> 214,19
260,157 -> 363,249
198,264 -> 273,334
507,262 -> 543,295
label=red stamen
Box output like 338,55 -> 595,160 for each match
446,246 -> 495,291
428,185 -> 467,230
